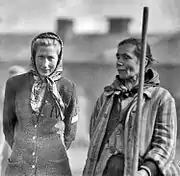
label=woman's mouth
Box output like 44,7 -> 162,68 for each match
40,68 -> 50,73
117,68 -> 126,72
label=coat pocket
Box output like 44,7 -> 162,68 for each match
46,158 -> 72,176
108,124 -> 124,154
5,159 -> 24,176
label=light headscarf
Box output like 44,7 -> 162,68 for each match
30,32 -> 65,120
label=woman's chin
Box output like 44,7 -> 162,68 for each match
118,74 -> 129,80
37,69 -> 52,76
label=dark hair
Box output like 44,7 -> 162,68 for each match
118,38 -> 155,67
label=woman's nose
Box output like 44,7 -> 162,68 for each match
42,59 -> 49,68
117,60 -> 124,66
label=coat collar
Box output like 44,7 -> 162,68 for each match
104,68 -> 160,99
104,86 -> 154,99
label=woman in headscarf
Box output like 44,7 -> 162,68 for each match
83,38 -> 180,176
3,32 -> 78,176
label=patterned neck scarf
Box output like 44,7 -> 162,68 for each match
104,68 -> 160,97
29,32 -> 65,120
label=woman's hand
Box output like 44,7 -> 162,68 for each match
54,121 -> 65,135
136,169 -> 149,176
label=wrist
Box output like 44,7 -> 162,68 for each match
140,166 -> 151,176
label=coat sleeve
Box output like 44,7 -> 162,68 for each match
0,120 -> 5,171
63,83 -> 78,150
142,94 -> 177,175
3,79 -> 17,148
89,93 -> 104,140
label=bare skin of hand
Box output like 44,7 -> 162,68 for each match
136,169 -> 149,176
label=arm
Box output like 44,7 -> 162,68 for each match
142,96 -> 177,175
3,79 -> 17,148
63,83 -> 78,150
89,93 -> 104,140
0,122 -> 5,174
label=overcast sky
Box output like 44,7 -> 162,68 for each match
0,0 -> 180,33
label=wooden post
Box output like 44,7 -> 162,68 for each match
132,6 -> 149,176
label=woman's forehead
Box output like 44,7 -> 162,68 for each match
32,38 -> 61,51
117,44 -> 136,54
36,45 -> 59,54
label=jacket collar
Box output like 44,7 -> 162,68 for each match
104,68 -> 160,99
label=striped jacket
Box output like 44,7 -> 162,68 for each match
83,71 -> 180,176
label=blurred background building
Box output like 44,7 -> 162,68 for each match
1,0 -> 180,175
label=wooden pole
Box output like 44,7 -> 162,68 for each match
132,6 -> 149,176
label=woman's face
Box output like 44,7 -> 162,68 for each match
35,45 -> 59,77
116,44 -> 140,80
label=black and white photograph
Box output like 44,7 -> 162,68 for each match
0,0 -> 180,176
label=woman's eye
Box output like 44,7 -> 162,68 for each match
38,56 -> 44,60
124,55 -> 131,60
48,57 -> 54,61
116,54 -> 120,60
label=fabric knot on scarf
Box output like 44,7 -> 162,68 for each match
30,74 -> 65,120
31,76 -> 46,113
104,69 -> 160,98
104,77 -> 138,98
121,88 -> 138,98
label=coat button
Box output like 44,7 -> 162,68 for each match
41,114 -> 44,117
33,136 -> 36,140
34,125 -> 37,128
32,152 -> 35,156
104,113 -> 107,118
32,165 -> 35,168
45,100 -> 48,103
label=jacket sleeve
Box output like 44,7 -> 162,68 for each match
3,79 -> 17,148
142,94 -> 177,175
63,83 -> 78,150
89,93 -> 104,140
0,121 -> 5,169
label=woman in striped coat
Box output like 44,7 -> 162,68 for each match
83,38 -> 180,176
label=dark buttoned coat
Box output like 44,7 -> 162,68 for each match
3,72 -> 78,176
